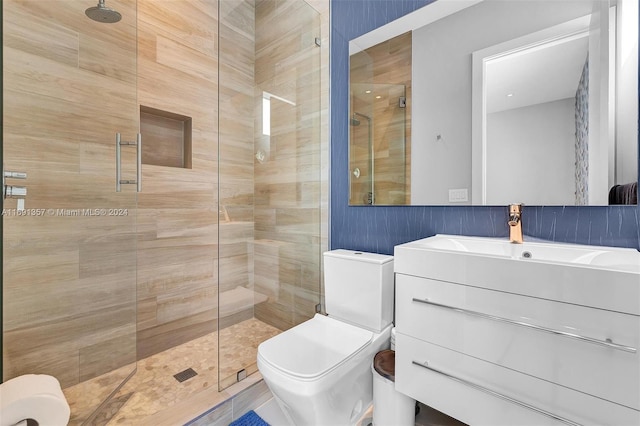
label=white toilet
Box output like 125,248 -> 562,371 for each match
257,249 -> 394,426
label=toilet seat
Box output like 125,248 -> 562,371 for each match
258,314 -> 373,380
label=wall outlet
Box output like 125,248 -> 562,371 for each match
449,188 -> 468,202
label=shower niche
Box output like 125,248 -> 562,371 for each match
140,105 -> 192,169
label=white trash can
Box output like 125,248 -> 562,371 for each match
390,327 -> 397,350
371,350 -> 415,426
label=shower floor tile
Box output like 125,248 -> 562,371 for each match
63,318 -> 280,426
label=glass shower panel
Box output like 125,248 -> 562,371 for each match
350,83 -> 407,205
218,0 -> 322,390
2,0 -> 138,424
350,82 -> 375,205
373,83 -> 407,205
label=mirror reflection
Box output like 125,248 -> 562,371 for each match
349,0 -> 638,206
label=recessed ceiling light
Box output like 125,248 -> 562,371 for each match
375,95 -> 382,99
365,90 -> 372,94
507,93 -> 514,97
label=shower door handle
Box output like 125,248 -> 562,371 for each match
4,171 -> 27,180
116,133 -> 142,192
3,168 -> 28,211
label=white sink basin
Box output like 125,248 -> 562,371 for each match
411,234 -> 640,271
394,234 -> 640,315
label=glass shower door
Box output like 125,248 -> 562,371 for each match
350,83 -> 407,205
218,0 -> 322,390
2,0 -> 138,424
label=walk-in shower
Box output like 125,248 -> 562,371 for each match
2,0 -> 322,423
350,111 -> 374,204
349,83 -> 408,205
349,30 -> 411,205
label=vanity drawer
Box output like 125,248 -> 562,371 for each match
395,333 -> 640,426
395,274 -> 640,409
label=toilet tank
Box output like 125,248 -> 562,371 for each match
323,250 -> 394,333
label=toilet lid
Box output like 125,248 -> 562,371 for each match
258,314 -> 373,380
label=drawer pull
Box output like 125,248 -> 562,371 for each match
412,298 -> 636,353
412,360 -> 582,426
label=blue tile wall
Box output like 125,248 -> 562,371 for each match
330,0 -> 640,255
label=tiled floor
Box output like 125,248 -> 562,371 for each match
63,318 -> 280,425
63,317 -> 466,426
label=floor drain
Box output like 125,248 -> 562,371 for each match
173,368 -> 198,383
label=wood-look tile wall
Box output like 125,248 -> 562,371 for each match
139,0 -> 327,357
136,0 -> 220,359
2,0 -> 138,390
218,0 -> 257,328
350,32 -> 412,205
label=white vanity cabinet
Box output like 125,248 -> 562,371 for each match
393,235 -> 640,426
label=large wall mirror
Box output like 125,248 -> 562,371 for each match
348,0 -> 638,206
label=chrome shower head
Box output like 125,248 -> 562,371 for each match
350,115 -> 361,126
85,0 -> 122,23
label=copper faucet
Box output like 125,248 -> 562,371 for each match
508,203 -> 523,244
